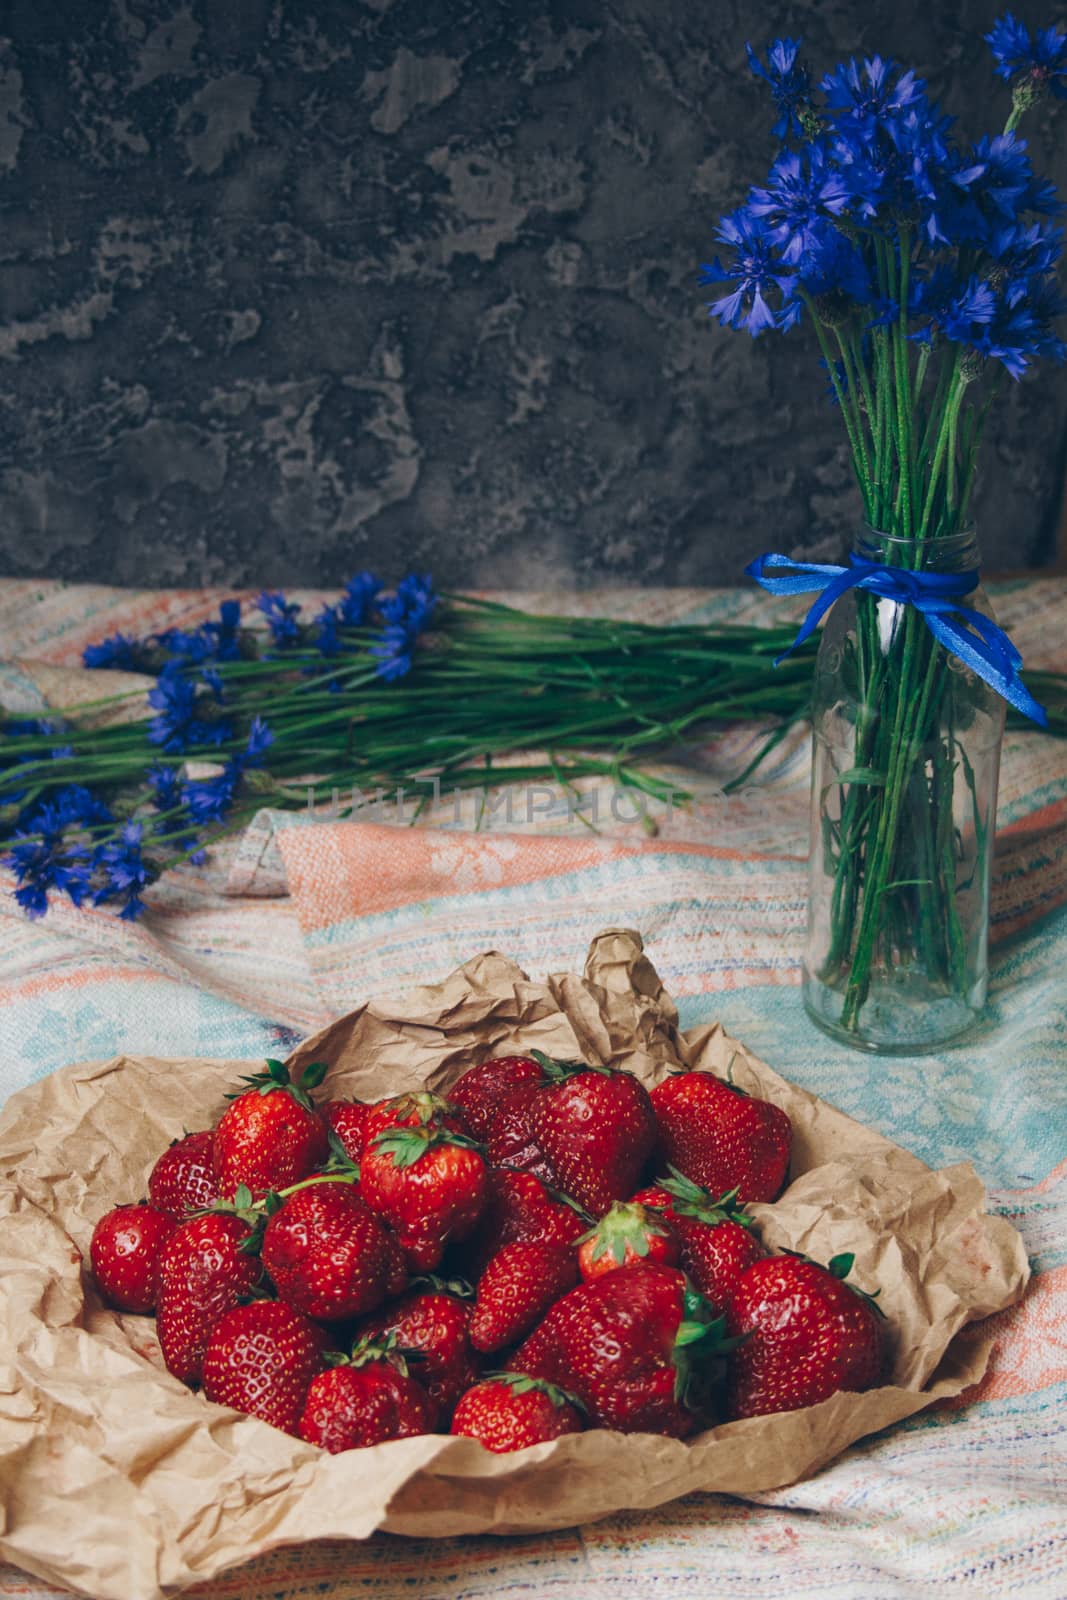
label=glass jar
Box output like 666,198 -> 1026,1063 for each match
803,527 -> 1005,1053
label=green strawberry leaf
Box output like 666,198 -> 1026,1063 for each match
482,1371 -> 587,1413
659,1169 -> 757,1231
787,1249 -> 888,1320
530,1048 -> 609,1081
223,1057 -> 323,1113
322,1128 -> 361,1177
300,1060 -> 330,1092
372,1124 -> 484,1168
409,1273 -> 475,1299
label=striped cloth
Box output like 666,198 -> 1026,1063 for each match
1,578 -> 1065,1600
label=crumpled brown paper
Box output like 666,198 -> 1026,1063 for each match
0,930 -> 1029,1600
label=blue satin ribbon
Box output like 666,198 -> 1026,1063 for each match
746,552 -> 1048,726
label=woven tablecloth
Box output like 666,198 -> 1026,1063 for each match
1,577 -> 1065,1600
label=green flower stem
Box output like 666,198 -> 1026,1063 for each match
802,293 -> 874,517
918,353 -> 964,534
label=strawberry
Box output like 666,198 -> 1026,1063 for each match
359,1117 -> 489,1271
484,1081 -> 556,1182
576,1201 -> 679,1282
451,1374 -> 584,1452
649,1068 -> 791,1204
631,1171 -> 765,1309
154,1212 -> 261,1382
527,1053 -> 658,1217
147,1131 -> 218,1219
261,1178 -> 407,1320
726,1252 -> 884,1419
363,1090 -> 470,1147
359,1282 -> 481,1421
89,1203 -> 176,1313
298,1338 -> 434,1451
202,1299 -> 328,1435
461,1168 -> 590,1276
469,1242 -> 579,1354
511,1261 -> 731,1437
448,1054 -> 545,1140
319,1100 -> 370,1165
212,1058 -> 330,1202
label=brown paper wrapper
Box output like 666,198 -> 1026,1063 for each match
0,930 -> 1028,1600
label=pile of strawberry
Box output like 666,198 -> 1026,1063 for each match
88,1050 -> 886,1454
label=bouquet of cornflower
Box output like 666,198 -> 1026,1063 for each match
704,15 -> 1066,1049
0,575 -> 829,920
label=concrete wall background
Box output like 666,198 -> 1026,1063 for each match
0,0 -> 1064,591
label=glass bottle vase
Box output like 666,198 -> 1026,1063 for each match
803,527 -> 1004,1054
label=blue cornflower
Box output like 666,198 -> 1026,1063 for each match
4,806 -> 92,918
257,591 -> 302,648
82,632 -> 144,671
339,571 -> 382,626
986,13 -> 1067,96
392,572 -> 437,621
978,276 -> 1067,375
987,219 -> 1063,276
796,227 -> 872,303
833,101 -> 954,238
746,37 -> 811,139
147,764 -> 183,811
178,717 -> 273,826
201,599 -> 243,662
822,56 -> 926,127
181,764 -> 241,826
147,664 -> 234,753
370,574 -> 438,681
909,269 -> 996,345
700,208 -> 796,337
156,627 -> 215,666
53,785 -> 113,829
92,821 -> 151,921
243,716 -> 274,768
748,146 -> 851,265
955,133 -> 1033,222
314,604 -> 342,657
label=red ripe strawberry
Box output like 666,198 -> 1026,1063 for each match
527,1054 -> 658,1217
462,1169 -> 590,1277
726,1252 -> 884,1420
148,1131 -> 218,1220
360,1118 -> 489,1271
154,1212 -> 261,1382
89,1203 -> 176,1313
448,1055 -> 545,1140
298,1340 -> 434,1452
511,1261 -> 729,1437
576,1201 -> 679,1282
319,1100 -> 370,1165
485,1081 -> 556,1182
470,1242 -> 579,1354
261,1179 -> 407,1320
363,1090 -> 470,1147
360,1283 -> 481,1421
631,1171 -> 765,1310
649,1069 -> 791,1203
202,1299 -> 328,1435
212,1058 -> 330,1202
451,1374 -> 584,1452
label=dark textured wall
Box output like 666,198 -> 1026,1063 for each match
0,0 -> 1065,590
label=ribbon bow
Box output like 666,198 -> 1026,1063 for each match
746,552 -> 1047,726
